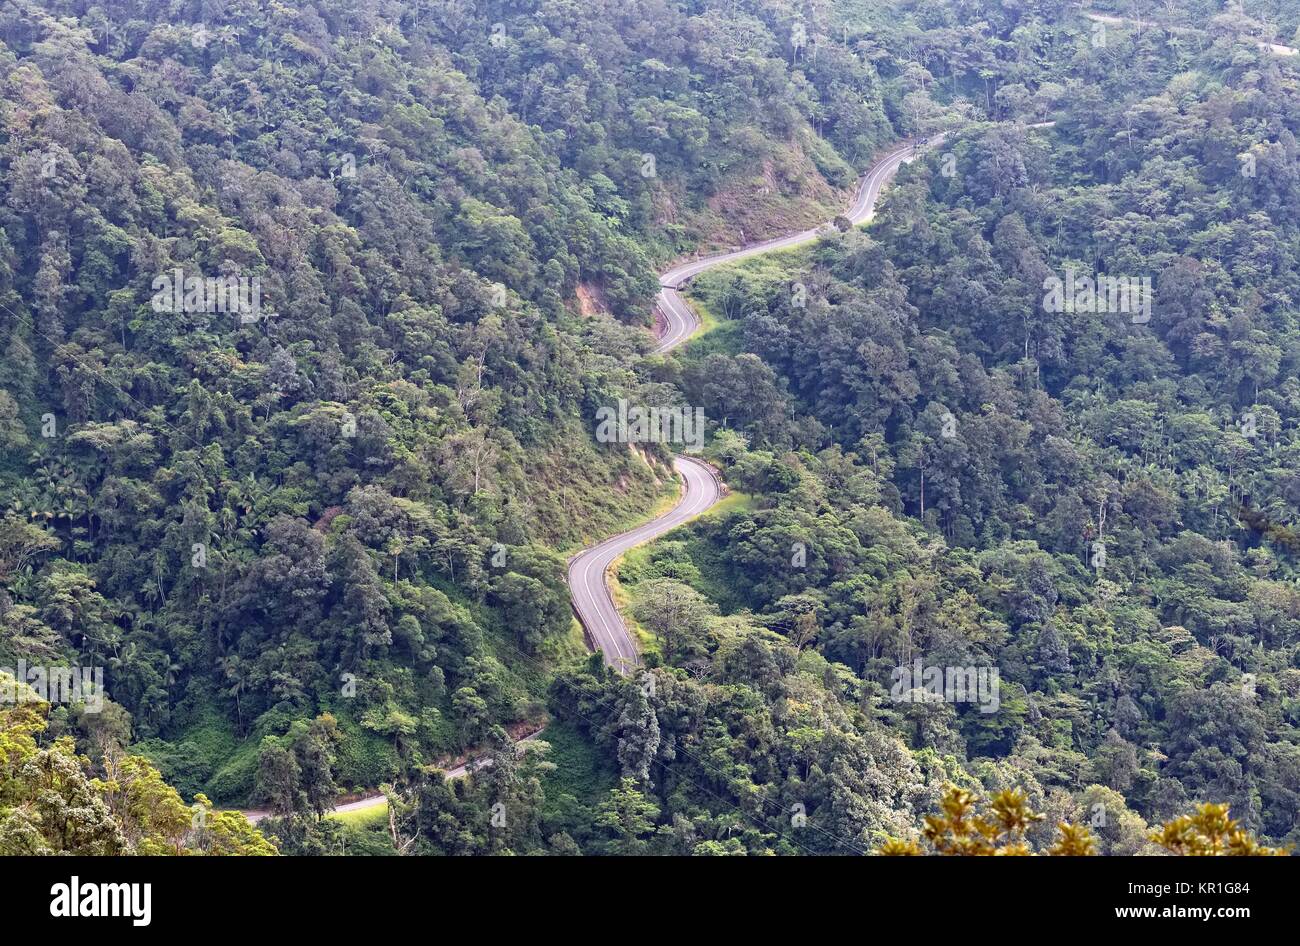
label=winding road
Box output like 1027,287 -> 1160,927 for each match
653,140 -> 922,353
571,137 -> 934,672
568,456 -> 721,672
241,135 -> 933,822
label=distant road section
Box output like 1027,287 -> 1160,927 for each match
242,732 -> 543,823
1085,11 -> 1298,56
653,140 -> 924,353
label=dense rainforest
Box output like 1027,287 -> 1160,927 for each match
2,0 -> 1298,855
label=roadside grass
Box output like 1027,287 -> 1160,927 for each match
608,550 -> 659,660
329,802 -> 389,827
682,242 -> 818,354
605,485 -> 752,656
530,423 -> 676,550
547,616 -> 595,668
676,291 -> 740,356
634,459 -> 693,522
698,488 -> 754,520
331,811 -> 398,857
552,445 -> 680,555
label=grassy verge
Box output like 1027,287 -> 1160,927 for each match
608,550 -> 659,659
329,802 -> 389,826
605,484 -> 753,656
698,489 -> 754,520
553,446 -> 681,555
681,242 -> 818,355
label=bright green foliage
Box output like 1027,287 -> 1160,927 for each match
0,674 -> 274,854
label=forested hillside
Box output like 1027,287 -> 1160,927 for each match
643,2 -> 1300,851
2,0 -> 1298,857
0,0 -> 917,852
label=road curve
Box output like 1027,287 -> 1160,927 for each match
653,139 -> 924,353
568,456 -> 721,672
573,138 -> 936,672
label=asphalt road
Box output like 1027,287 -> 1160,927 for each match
567,456 -> 721,672
652,140 -> 923,353
573,138 -> 935,672
242,732 -> 543,824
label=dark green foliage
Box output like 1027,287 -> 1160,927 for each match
4,0 -> 1298,857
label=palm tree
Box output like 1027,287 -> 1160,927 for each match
219,655 -> 249,733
